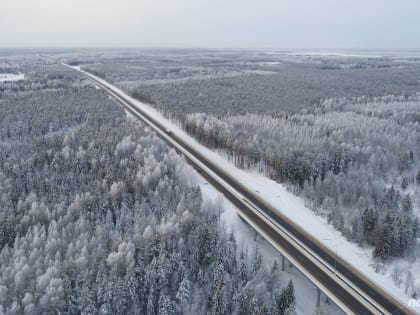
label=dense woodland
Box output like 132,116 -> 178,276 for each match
181,96 -> 420,263
0,60 -> 296,314
79,51 -> 420,297
81,51 -> 420,117
82,52 -> 420,262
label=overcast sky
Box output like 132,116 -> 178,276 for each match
1,0 -> 420,49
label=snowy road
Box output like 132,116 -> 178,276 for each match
65,63 -> 412,315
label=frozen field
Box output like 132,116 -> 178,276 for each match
0,73 -> 24,82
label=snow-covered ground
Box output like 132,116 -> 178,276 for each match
0,73 -> 24,82
71,64 -> 418,314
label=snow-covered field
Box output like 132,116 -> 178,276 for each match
72,65 -> 418,314
0,73 -> 24,82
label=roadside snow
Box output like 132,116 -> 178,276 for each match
70,64 -> 417,313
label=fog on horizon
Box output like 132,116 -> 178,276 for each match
1,0 -> 420,49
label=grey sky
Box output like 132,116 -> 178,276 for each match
1,0 -> 420,49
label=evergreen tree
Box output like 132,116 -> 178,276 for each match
402,195 -> 413,213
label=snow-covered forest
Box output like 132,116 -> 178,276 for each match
0,59 -> 297,314
80,52 -> 420,261
79,50 -> 420,117
77,50 -> 420,295
182,95 -> 420,261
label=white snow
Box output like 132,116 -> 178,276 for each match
0,73 -> 24,82
68,64 -> 418,314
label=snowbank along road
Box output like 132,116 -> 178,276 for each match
64,63 -> 413,315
